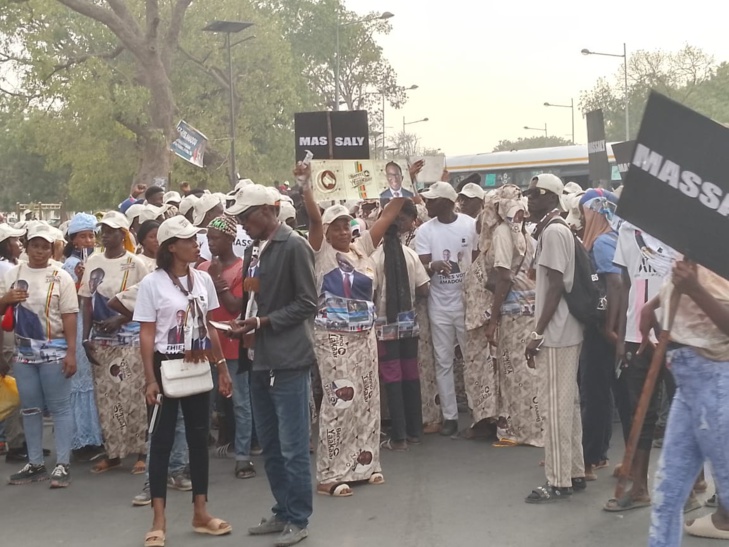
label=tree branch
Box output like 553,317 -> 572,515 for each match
114,113 -> 149,138
177,45 -> 235,96
105,0 -> 144,38
146,0 -> 160,43
164,0 -> 193,62
43,45 -> 125,82
55,0 -> 145,57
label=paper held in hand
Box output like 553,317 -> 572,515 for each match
310,155 -> 445,202
209,320 -> 233,332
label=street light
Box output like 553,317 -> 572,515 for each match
364,84 -> 418,158
403,117 -> 429,132
202,20 -> 254,188
335,11 -> 394,111
524,124 -> 548,137
581,43 -> 629,140
544,100 -> 575,143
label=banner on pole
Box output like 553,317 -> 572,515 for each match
170,120 -> 207,168
294,111 -> 370,162
586,109 -> 612,186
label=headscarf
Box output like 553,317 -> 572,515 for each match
67,213 -> 97,236
207,215 -> 237,239
383,223 -> 412,323
477,184 -> 528,257
579,188 -> 619,251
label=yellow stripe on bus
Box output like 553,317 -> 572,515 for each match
448,155 -> 616,171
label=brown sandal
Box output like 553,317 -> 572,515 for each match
317,482 -> 353,497
131,460 -> 146,475
91,457 -> 122,474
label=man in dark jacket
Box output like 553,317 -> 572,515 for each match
227,184 -> 316,547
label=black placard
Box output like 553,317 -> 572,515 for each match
617,91 -> 729,280
611,140 -> 636,180
294,110 -> 370,161
586,109 -> 612,185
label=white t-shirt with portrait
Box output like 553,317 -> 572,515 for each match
133,268 -> 219,354
0,264 -> 78,363
415,213 -> 477,312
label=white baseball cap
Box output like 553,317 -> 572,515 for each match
420,181 -> 458,202
179,194 -> 199,216
534,173 -> 567,212
459,183 -> 485,200
226,184 -> 277,216
163,191 -> 182,204
563,181 -> 583,195
192,193 -> 223,226
26,222 -> 57,243
321,204 -> 353,226
0,223 -> 25,243
125,204 -> 146,223
98,210 -> 130,230
278,201 -> 296,222
157,216 -> 206,244
138,205 -> 164,224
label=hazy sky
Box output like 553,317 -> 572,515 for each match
346,0 -> 729,157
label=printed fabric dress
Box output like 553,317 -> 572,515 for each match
314,231 -> 382,484
63,253 -> 104,449
78,252 -> 149,459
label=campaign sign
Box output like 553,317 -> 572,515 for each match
617,91 -> 729,280
611,140 -> 636,180
170,120 -> 207,168
294,111 -> 370,162
586,109 -> 612,185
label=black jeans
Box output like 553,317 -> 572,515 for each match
613,342 -> 662,451
149,354 -> 211,503
579,325 -> 615,466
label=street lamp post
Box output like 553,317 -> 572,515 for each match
544,99 -> 575,143
403,117 -> 429,132
523,124 -> 548,137
202,20 -> 254,188
364,85 -> 418,158
335,11 -> 394,111
581,43 -> 629,141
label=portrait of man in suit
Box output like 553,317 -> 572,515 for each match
380,162 -> 414,204
167,310 -> 186,345
321,253 -> 373,301
191,324 -> 212,350
443,249 -> 460,274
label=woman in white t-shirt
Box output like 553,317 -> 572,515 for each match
135,219 -> 160,272
0,223 -> 79,489
133,216 -> 233,545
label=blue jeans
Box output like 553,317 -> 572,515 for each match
649,347 -> 729,547
228,360 -> 252,461
144,407 -> 188,484
251,369 -> 312,529
14,360 -> 73,466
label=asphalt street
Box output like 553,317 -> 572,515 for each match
0,420 -> 719,547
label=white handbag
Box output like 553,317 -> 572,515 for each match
160,358 -> 213,398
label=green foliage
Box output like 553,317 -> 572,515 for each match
579,45 -> 722,141
492,136 -> 573,152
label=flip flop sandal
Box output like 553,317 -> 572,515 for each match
492,439 -> 518,448
603,494 -> 651,512
685,515 -> 729,539
131,460 -> 146,475
594,460 -> 610,470
368,473 -> 385,485
235,461 -> 256,479
317,483 -> 353,497
380,439 -> 408,452
91,458 -> 122,474
144,530 -> 165,547
193,518 -> 232,536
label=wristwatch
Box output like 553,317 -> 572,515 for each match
529,332 -> 544,341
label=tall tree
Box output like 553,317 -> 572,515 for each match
492,136 -> 573,152
580,45 -> 716,141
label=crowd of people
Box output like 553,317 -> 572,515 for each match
0,162 -> 728,547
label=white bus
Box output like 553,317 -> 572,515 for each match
446,144 -> 622,190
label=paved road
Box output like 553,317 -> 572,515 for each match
0,421 -> 717,547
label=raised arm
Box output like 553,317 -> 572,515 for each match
296,162 -> 323,251
368,197 -> 406,248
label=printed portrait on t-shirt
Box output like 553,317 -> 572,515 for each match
191,324 -> 212,351
11,279 -> 44,341
321,253 -> 373,301
167,309 -> 186,345
354,448 -> 374,473
442,249 -> 460,274
88,268 -> 117,323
